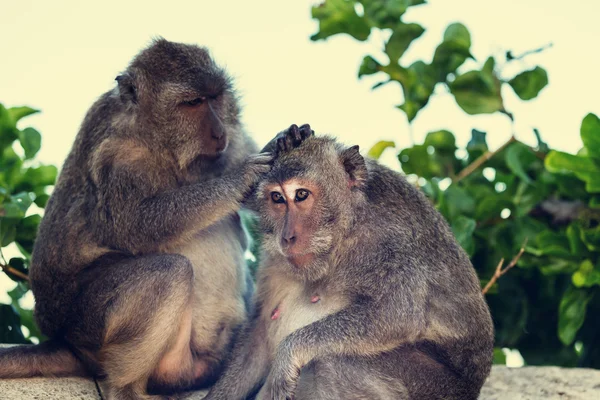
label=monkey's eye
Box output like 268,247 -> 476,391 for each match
295,189 -> 309,202
271,192 -> 285,204
184,97 -> 206,106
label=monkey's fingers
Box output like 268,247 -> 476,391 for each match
298,124 -> 314,139
250,152 -> 275,165
277,137 -> 289,153
289,125 -> 303,147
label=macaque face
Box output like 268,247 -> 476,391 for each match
264,178 -> 324,268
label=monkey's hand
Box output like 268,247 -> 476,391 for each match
257,348 -> 300,400
239,152 -> 273,190
261,124 -> 314,156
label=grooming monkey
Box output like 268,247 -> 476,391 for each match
205,136 -> 494,400
0,38 -> 310,399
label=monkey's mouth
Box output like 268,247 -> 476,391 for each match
286,252 -> 315,268
214,137 -> 228,154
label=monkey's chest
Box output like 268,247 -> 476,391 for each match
262,283 -> 348,354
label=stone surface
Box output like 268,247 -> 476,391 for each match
0,377 -> 101,400
1,344 -> 599,400
481,366 -> 600,400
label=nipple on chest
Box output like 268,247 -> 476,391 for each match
271,306 -> 281,320
310,295 -> 321,304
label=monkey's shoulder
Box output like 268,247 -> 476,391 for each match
88,136 -> 180,192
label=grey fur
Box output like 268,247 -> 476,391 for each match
205,136 -> 494,400
0,38 -> 271,400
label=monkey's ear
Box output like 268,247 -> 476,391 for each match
115,73 -> 137,104
340,145 -> 367,189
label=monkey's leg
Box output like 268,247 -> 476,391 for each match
294,347 -> 477,400
203,321 -> 271,400
68,254 -> 195,400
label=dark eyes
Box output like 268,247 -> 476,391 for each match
270,189 -> 310,204
271,192 -> 285,204
184,97 -> 206,106
295,189 -> 309,201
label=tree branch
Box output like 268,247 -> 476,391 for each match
482,238 -> 528,295
1,264 -> 29,282
507,43 -> 553,62
454,135 -> 517,183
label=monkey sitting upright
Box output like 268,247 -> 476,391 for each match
0,39 -> 308,400
204,135 -> 494,400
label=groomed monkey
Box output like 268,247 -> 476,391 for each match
205,136 -> 494,400
0,39 -> 307,400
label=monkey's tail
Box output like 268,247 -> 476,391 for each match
0,340 -> 88,378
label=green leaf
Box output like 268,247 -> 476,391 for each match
493,348 -> 507,365
566,223 -> 588,256
432,22 -> 472,79
398,144 -> 442,179
545,151 -> 600,193
34,194 -> 50,208
441,185 -> 475,220
385,23 -> 425,63
451,216 -> 476,255
558,286 -> 593,345
533,128 -> 549,153
424,130 -> 456,154
10,192 -> 34,215
361,0 -> 426,29
0,304 -> 29,344
505,142 -> 536,184
466,129 -> 489,159
0,104 -> 19,150
14,165 -> 58,193
475,196 -> 513,220
580,113 -> 600,159
16,215 -> 42,254
533,231 -> 572,258
358,55 -> 382,78
508,66 -> 548,101
18,127 -> 42,160
396,61 -> 437,121
367,141 -> 395,159
572,259 -> 600,288
7,106 -> 39,123
0,218 -> 17,247
450,57 -> 504,115
311,0 -> 371,41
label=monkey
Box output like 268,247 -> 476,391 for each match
204,135 -> 495,400
0,38 -> 311,400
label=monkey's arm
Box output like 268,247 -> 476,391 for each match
262,271 -> 428,399
204,317 -> 271,400
94,153 -> 270,253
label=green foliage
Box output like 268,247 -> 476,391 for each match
0,102 -> 57,344
311,0 -> 547,122
312,0 -> 599,368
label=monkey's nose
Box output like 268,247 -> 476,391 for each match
282,235 -> 296,247
211,127 -> 225,140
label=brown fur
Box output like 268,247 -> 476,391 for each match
205,136 -> 494,400
0,38 -> 274,400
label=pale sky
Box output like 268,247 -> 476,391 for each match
2,0 -> 598,171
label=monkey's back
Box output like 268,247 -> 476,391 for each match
29,93 -> 124,337
356,160 -> 494,388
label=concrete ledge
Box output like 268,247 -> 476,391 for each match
1,350 -> 599,400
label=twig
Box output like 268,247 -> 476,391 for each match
0,264 -> 29,282
482,238 -> 528,294
454,136 -> 517,183
507,43 -> 553,62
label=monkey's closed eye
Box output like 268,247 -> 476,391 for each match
271,192 -> 285,204
295,189 -> 310,202
184,97 -> 206,106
